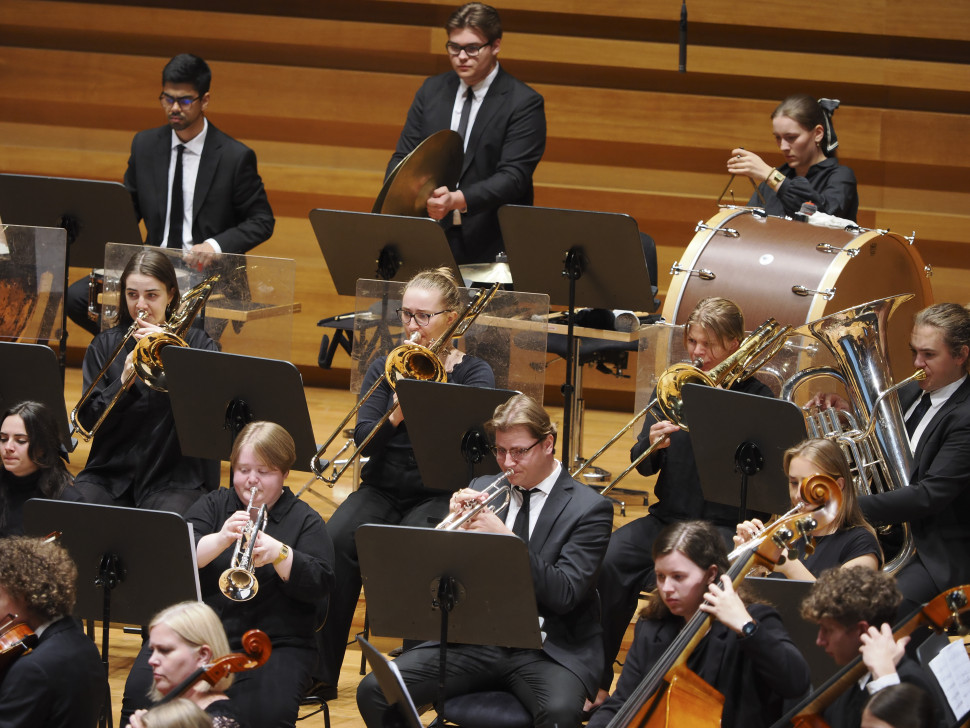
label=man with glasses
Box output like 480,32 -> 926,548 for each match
357,393 -> 614,728
386,2 -> 546,265
66,53 -> 274,334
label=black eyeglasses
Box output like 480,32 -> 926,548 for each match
445,41 -> 492,57
489,440 -> 540,462
159,93 -> 200,109
397,309 -> 448,326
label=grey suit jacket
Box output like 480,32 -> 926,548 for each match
387,66 -> 546,265
860,377 -> 970,591
468,465 -> 614,695
124,121 -> 274,254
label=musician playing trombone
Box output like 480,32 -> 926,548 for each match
807,303 -> 970,617
317,268 -> 495,694
72,248 -> 219,515
589,296 -> 774,711
356,394 -> 613,728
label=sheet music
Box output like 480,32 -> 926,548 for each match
928,637 -> 970,719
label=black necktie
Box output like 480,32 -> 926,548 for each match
512,487 -> 533,544
457,88 -> 474,141
169,144 -> 185,248
905,392 -> 933,438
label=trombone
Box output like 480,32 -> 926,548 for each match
310,282 -> 501,484
219,487 -> 267,602
69,273 -> 221,442
572,318 -> 792,496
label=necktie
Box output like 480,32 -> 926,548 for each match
905,392 -> 933,438
457,88 -> 474,142
512,487 -> 533,544
169,144 -> 185,248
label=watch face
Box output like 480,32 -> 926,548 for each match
742,620 -> 758,637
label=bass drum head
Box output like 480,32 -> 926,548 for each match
662,209 -> 933,381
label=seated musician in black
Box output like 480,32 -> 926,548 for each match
727,94 -> 858,221
799,566 -> 942,728
863,683 -> 939,728
0,536 -> 107,728
587,520 -> 811,728
734,438 -> 881,580
591,296 -> 774,709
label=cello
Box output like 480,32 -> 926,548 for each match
605,474 -> 843,728
155,628 -> 271,705
770,584 -> 970,728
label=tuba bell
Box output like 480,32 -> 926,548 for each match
781,294 -> 923,575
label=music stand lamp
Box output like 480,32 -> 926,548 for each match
23,499 -> 200,728
681,383 -> 807,520
0,174 -> 141,370
0,342 -> 74,453
395,379 -> 518,490
498,204 -> 657,469
356,524 -> 542,726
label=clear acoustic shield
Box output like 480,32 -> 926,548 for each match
0,224 -> 66,342
102,243 -> 296,360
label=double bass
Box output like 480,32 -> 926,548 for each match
606,474 -> 843,728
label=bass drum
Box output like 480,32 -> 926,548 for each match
662,208 -> 933,382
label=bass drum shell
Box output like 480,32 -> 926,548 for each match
662,209 -> 933,382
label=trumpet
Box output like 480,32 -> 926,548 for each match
219,487 -> 267,602
436,470 -> 514,530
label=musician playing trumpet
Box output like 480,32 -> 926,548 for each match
123,422 -> 335,728
357,394 -> 613,728
733,438 -> 881,580
807,303 -> 970,616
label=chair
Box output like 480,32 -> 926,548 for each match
297,687 -> 332,728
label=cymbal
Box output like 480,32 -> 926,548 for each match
373,130 -> 463,217
459,262 -> 513,285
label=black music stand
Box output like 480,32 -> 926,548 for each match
160,347 -> 317,468
357,635 -> 423,728
23,499 -> 200,728
0,174 -> 142,369
395,379 -> 517,491
681,383 -> 807,519
498,204 -> 656,467
0,342 -> 73,452
357,524 -> 541,725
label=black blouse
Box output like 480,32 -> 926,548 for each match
748,157 -> 858,221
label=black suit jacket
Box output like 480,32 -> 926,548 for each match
467,466 -> 613,696
0,616 -> 106,728
387,66 -> 546,264
859,377 -> 970,592
124,122 -> 274,254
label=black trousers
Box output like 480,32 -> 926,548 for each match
357,643 -> 587,728
72,479 -> 206,516
315,460 -> 450,686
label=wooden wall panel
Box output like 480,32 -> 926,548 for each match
2,0 -> 968,406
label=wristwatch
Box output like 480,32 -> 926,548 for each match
273,543 -> 290,566
766,169 -> 786,191
741,619 -> 759,638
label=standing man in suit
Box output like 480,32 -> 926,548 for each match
810,302 -> 970,614
356,394 -> 613,728
66,53 -> 274,334
387,2 -> 546,265
0,536 -> 107,728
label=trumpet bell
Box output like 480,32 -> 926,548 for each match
219,567 -> 259,602
132,330 -> 189,392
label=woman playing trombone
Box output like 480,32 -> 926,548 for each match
317,267 -> 495,692
72,248 -> 218,514
733,438 -> 881,580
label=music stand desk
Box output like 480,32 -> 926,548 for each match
0,342 -> 72,452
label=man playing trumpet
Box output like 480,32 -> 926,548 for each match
356,394 -> 613,728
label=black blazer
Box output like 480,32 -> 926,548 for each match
0,616 -> 106,727
467,466 -> 614,696
859,377 -> 970,592
387,66 -> 546,264
124,122 -> 274,254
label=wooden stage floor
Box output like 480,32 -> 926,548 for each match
59,367 -> 654,727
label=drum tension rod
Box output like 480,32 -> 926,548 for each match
694,221 -> 740,237
670,261 -> 715,280
792,285 -> 836,300
816,243 -> 860,257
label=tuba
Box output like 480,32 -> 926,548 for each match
70,272 -> 220,441
781,294 -> 923,575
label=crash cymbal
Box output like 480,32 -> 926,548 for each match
459,261 -> 513,285
373,130 -> 463,217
